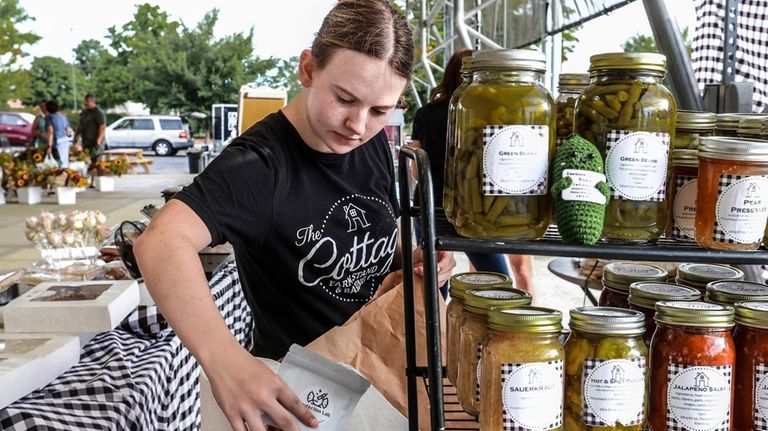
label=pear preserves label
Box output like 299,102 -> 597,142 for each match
714,175 -> 768,244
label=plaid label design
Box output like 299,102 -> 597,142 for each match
482,125 -> 549,196
476,343 -> 483,403
672,176 -> 697,241
756,363 -> 768,430
712,174 -> 768,244
501,360 -> 563,431
582,358 -> 646,426
605,130 -> 669,202
666,364 -> 731,431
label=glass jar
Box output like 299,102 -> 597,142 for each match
705,280 -> 768,306
479,306 -> 564,431
457,287 -> 532,416
673,110 -> 716,149
737,114 -> 768,139
648,301 -> 735,431
627,281 -> 700,345
573,52 -> 677,243
447,49 -> 555,240
695,137 -> 768,250
715,113 -> 741,137
446,271 -> 514,384
733,301 -> 768,431
564,307 -> 648,430
444,55 -> 474,221
599,262 -> 668,309
666,149 -> 698,242
555,73 -> 590,147
675,262 -> 744,294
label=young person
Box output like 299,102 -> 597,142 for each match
134,1 -> 455,430
45,100 -> 71,167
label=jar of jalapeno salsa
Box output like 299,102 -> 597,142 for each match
675,262 -> 744,294
733,301 -> 768,431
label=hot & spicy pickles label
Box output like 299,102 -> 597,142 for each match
667,364 -> 731,431
482,125 -> 549,196
582,358 -> 646,426
713,174 -> 768,244
605,130 -> 670,201
501,360 -> 563,430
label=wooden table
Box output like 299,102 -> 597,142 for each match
102,149 -> 154,174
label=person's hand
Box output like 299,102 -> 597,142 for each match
46,146 -> 52,155
412,247 -> 455,286
205,347 -> 318,431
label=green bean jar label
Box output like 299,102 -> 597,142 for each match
605,131 -> 670,201
582,358 -> 645,426
667,365 -> 731,431
501,360 -> 564,430
673,176 -> 697,240
482,125 -> 549,196
757,365 -> 768,423
714,175 -> 768,244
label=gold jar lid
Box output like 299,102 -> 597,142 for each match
716,113 -> 741,132
671,149 -> 699,167
602,262 -> 668,292
676,263 -> 744,285
706,280 -> 768,305
734,301 -> 768,330
738,114 -> 768,137
558,73 -> 590,88
472,49 -> 546,72
655,301 -> 734,327
569,306 -> 645,335
699,136 -> 768,161
628,282 -> 701,310
589,52 -> 667,73
488,306 -> 563,333
677,110 -> 717,130
461,56 -> 472,73
449,272 -> 512,300
463,287 -> 532,315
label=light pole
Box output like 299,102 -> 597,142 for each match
70,27 -> 77,111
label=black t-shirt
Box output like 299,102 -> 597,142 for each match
411,100 -> 449,206
175,111 -> 399,359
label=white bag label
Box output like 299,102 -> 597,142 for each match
561,169 -> 607,205
667,365 -> 731,431
714,175 -> 768,244
482,125 -> 549,196
299,386 -> 334,424
672,176 -> 697,240
501,361 -> 563,430
605,130 -> 669,201
582,358 -> 645,426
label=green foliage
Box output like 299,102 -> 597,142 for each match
0,0 -> 40,105
248,56 -> 301,100
23,56 -> 86,108
621,27 -> 693,57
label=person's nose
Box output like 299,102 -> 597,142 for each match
344,108 -> 366,137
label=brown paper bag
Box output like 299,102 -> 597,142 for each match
306,271 -> 446,431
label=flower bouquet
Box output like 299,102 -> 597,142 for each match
8,165 -> 49,204
25,210 -> 112,269
48,168 -> 89,205
68,147 -> 92,176
89,157 -> 129,192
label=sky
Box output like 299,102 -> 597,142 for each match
17,0 -> 695,76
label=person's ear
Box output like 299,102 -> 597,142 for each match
298,49 -> 315,88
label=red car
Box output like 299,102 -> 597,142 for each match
0,112 -> 35,146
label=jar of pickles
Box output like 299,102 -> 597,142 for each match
444,55 -> 474,221
446,49 -> 555,239
695,137 -> 768,250
649,301 -> 735,431
457,287 -> 532,416
627,281 -> 700,345
599,262 -> 668,308
738,114 -> 768,139
555,73 -> 590,147
673,110 -> 716,149
705,280 -> 768,306
573,52 -> 677,243
675,262 -> 744,293
446,272 -> 513,384
479,306 -> 564,430
666,149 -> 698,242
733,301 -> 768,431
564,307 -> 648,430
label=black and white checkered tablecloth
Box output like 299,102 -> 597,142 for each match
0,261 -> 252,430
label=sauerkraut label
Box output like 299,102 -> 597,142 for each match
455,273 -> 508,285
756,363 -> 768,427
582,358 -> 645,426
673,176 -> 697,240
667,364 -> 731,431
482,125 -> 549,196
714,175 -> 768,244
605,130 -> 669,201
501,361 -> 563,430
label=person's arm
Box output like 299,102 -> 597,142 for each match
46,123 -> 54,154
32,116 -> 46,144
73,123 -> 81,148
134,200 -> 317,431
507,254 -> 534,299
96,124 -> 106,146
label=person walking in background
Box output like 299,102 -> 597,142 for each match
30,99 -> 49,149
73,93 -> 106,162
45,100 -> 71,167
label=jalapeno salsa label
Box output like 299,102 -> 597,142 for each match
582,358 -> 646,426
482,125 -> 549,196
605,130 -> 669,201
667,364 -> 732,431
714,175 -> 768,244
757,364 -> 768,426
501,361 -> 564,431
673,176 -> 697,240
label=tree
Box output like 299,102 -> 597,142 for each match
622,28 -> 693,57
248,56 -> 301,100
23,56 -> 86,108
0,0 -> 40,104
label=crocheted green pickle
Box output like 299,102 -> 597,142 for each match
550,134 -> 610,244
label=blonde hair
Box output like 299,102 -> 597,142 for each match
312,0 -> 414,80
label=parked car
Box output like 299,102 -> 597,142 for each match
105,115 -> 193,156
0,112 -> 35,147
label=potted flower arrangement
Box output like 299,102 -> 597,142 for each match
9,165 -> 49,205
48,168 -> 90,205
89,156 -> 129,192
0,151 -> 15,204
68,147 -> 92,176
25,210 -> 112,268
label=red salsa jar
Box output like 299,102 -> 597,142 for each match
627,281 -> 700,345
705,280 -> 768,306
733,301 -> 768,431
599,262 -> 667,309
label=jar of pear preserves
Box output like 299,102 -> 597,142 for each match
444,55 -> 474,221
446,271 -> 513,384
447,49 -> 555,240
627,281 -> 700,345
675,262 -> 744,294
479,306 -> 564,431
555,73 -> 590,147
456,287 -> 532,416
573,53 -> 677,243
666,149 -> 699,242
705,280 -> 768,306
733,301 -> 768,431
599,262 -> 668,309
564,307 -> 648,430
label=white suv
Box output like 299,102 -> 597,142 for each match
105,115 -> 193,156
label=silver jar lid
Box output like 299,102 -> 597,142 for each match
706,280 -> 768,306
558,73 -> 590,88
677,110 -> 717,130
698,136 -> 768,161
589,52 -> 667,73
734,301 -> 768,330
569,306 -> 645,335
655,301 -> 734,328
472,49 -> 546,72
628,282 -> 701,310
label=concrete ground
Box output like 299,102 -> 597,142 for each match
0,150 -> 595,327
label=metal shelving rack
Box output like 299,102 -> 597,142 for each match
398,146 -> 768,431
